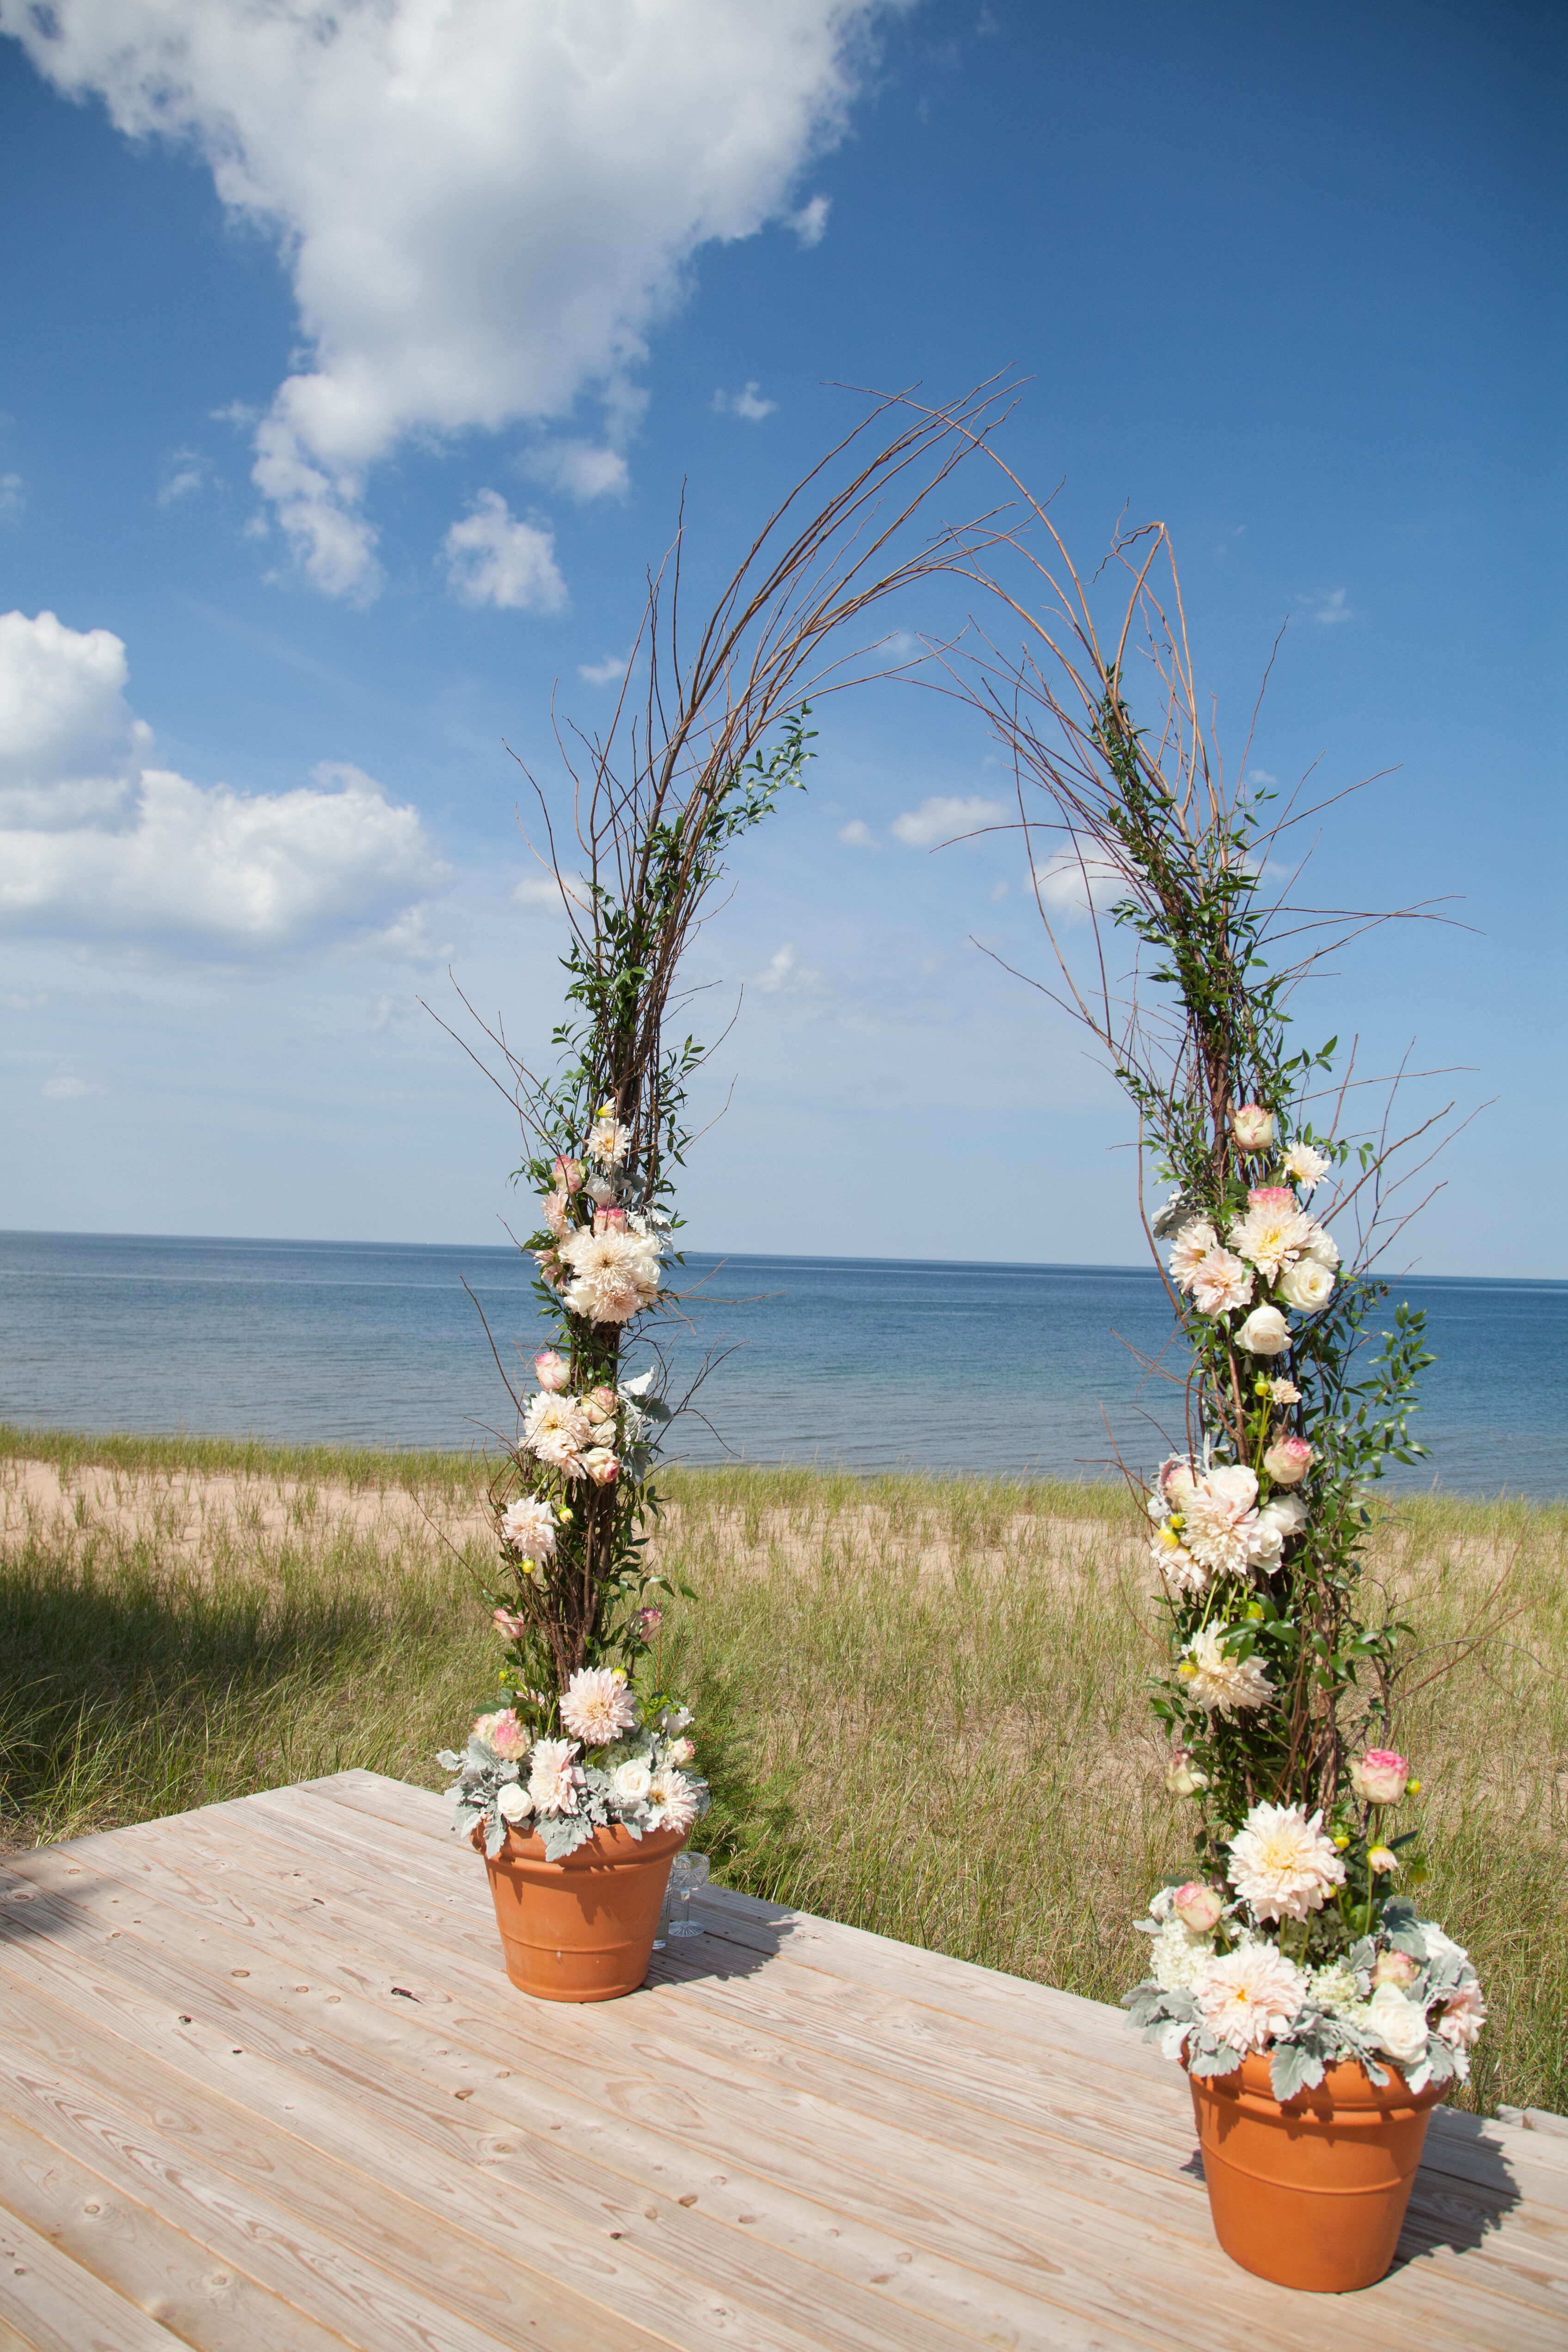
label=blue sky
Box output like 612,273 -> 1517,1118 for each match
0,1 -> 1560,1275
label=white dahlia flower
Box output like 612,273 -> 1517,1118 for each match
527,1737 -> 583,1815
1229,1200 -> 1315,1280
523,1391 -> 592,1475
1168,1219 -> 1218,1291
1179,1625 -> 1275,1715
500,1495 -> 558,1557
1182,1463 -> 1268,1580
588,1113 -> 632,1167
1190,1248 -> 1254,1318
1150,1531 -> 1207,1593
1227,1803 -> 1346,1922
559,1226 -> 662,1325
560,1666 -> 641,1748
1434,1979 -> 1487,2052
1282,1141 -> 1330,1193
647,1766 -> 701,1835
1196,1943 -> 1309,2053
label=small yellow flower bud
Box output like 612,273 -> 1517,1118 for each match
1176,1659 -> 1198,1680
1407,1778 -> 1422,1795
1169,1512 -> 1185,1531
1245,1601 -> 1264,1620
1332,1832 -> 1351,1850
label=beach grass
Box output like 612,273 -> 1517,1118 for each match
0,1424 -> 1562,2118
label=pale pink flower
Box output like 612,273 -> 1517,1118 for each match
647,1767 -> 701,1834
1368,1845 -> 1399,1875
1229,1199 -> 1315,1280
1282,1141 -> 1330,1192
583,1447 -> 621,1487
473,1708 -> 532,1762
1236,1304 -> 1291,1356
1165,1748 -> 1209,1797
492,1607 -> 530,1641
1181,1464 -> 1279,1580
1269,1377 -> 1301,1405
1262,1435 -> 1313,1486
1172,1882 -> 1224,1933
583,1385 -> 619,1424
593,1206 -> 627,1234
533,1249 -> 565,1291
1150,1532 -> 1206,1593
1191,1248 -> 1254,1317
1197,1943 -> 1308,2052
541,1191 -> 571,1239
635,1605 -> 664,1637
1434,1980 -> 1487,2051
665,1736 -> 695,1766
560,1666 -> 640,1747
1179,1626 -> 1275,1714
1230,1104 -> 1276,1152
1168,1219 -> 1218,1292
1372,1950 -> 1419,1989
552,1156 -> 584,1194
1248,1186 -> 1297,1210
523,1391 -> 592,1475
1350,1748 -> 1411,1805
1159,1456 -> 1200,1511
533,1350 -> 571,1394
1228,1803 -> 1346,1922
527,1736 -> 583,1815
501,1494 -> 559,1555
559,1226 -> 662,1325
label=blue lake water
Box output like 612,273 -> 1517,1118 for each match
0,1230 -> 1561,1497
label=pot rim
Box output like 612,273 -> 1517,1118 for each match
473,1817 -> 690,1868
1187,2047 -> 1447,2119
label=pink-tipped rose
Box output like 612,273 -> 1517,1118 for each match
1231,1103 -> 1276,1151
473,1707 -> 531,1761
583,1447 -> 621,1487
1172,1881 -> 1224,1934
666,1736 -> 695,1766
1371,1949 -> 1419,1989
592,1206 -> 627,1233
534,1350 -> 571,1394
492,1607 -> 529,1641
584,1385 -> 619,1424
1165,1747 -> 1208,1797
1350,1748 -> 1411,1806
635,1605 -> 664,1638
1262,1435 -> 1313,1486
1248,1186 -> 1296,1210
552,1156 -> 584,1194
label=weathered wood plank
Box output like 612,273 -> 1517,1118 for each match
0,2204 -> 186,2352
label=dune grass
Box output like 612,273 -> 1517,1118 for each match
0,1425 -> 1562,2118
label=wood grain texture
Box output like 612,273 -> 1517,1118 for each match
0,1772 -> 1558,2352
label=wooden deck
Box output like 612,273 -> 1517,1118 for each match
0,1772 -> 1561,2352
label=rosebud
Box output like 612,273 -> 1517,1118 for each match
534,1350 -> 571,1393
584,1385 -> 619,1423
582,1447 -> 621,1487
1171,1881 -> 1224,1934
1236,1304 -> 1291,1357
1231,1103 -> 1276,1152
492,1607 -> 529,1641
1262,1435 -> 1313,1486
666,1736 -> 695,1766
1350,1748 -> 1411,1806
635,1605 -> 664,1637
1165,1749 -> 1209,1797
551,1156 -> 584,1194
1248,1186 -> 1296,1209
1371,1950 -> 1419,1989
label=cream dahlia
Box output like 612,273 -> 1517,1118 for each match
1229,1199 -> 1315,1279
1227,1802 -> 1346,1922
1434,1980 -> 1487,2051
523,1390 -> 592,1474
1190,1248 -> 1254,1317
527,1736 -> 583,1815
1179,1625 -> 1275,1715
1282,1141 -> 1330,1192
1196,1943 -> 1308,2052
500,1495 -> 558,1556
1181,1463 -> 1271,1579
560,1666 -> 640,1747
588,1113 -> 632,1167
1168,1219 -> 1218,1291
558,1226 -> 662,1325
647,1766 -> 701,1834
1150,1529 -> 1207,1593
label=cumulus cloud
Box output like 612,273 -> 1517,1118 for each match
157,447 -> 212,505
890,794 -> 1007,849
1031,848 -> 1123,917
443,492 -> 567,613
5,0 -> 893,600
788,194 -> 831,246
578,651 -> 631,687
519,440 -> 630,502
1299,587 -> 1353,626
0,610 -> 447,954
838,818 -> 875,846
713,381 -> 778,421
753,942 -> 824,996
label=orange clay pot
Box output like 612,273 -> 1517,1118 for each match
1189,2051 -> 1446,2292
475,1820 -> 687,2002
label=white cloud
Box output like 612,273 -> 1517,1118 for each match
442,492 -> 567,613
0,474 -> 22,518
1031,848 -> 1123,918
0,610 -> 447,954
578,652 -> 631,687
753,941 -> 824,995
788,194 -> 830,246
519,440 -> 629,502
890,794 -> 1007,848
42,1075 -> 89,1099
6,2 -> 890,600
512,869 -> 590,910
1299,587 -> 1353,626
713,381 -> 778,421
838,818 -> 875,846
157,448 -> 212,505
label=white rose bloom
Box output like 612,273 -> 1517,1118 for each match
1228,1803 -> 1346,1923
1196,1943 -> 1308,2053
1180,1625 -> 1275,1715
497,1782 -> 534,1823
1366,1982 -> 1432,2069
1282,1141 -> 1331,1192
611,1757 -> 653,1807
1278,1257 -> 1335,1312
1236,1304 -> 1291,1356
1257,1493 -> 1309,1545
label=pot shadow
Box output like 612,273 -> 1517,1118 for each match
641,1890 -> 809,1989
1391,2108 -> 1524,2266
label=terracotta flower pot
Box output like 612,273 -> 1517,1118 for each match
475,1820 -> 688,2002
1189,2052 -> 1446,2292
